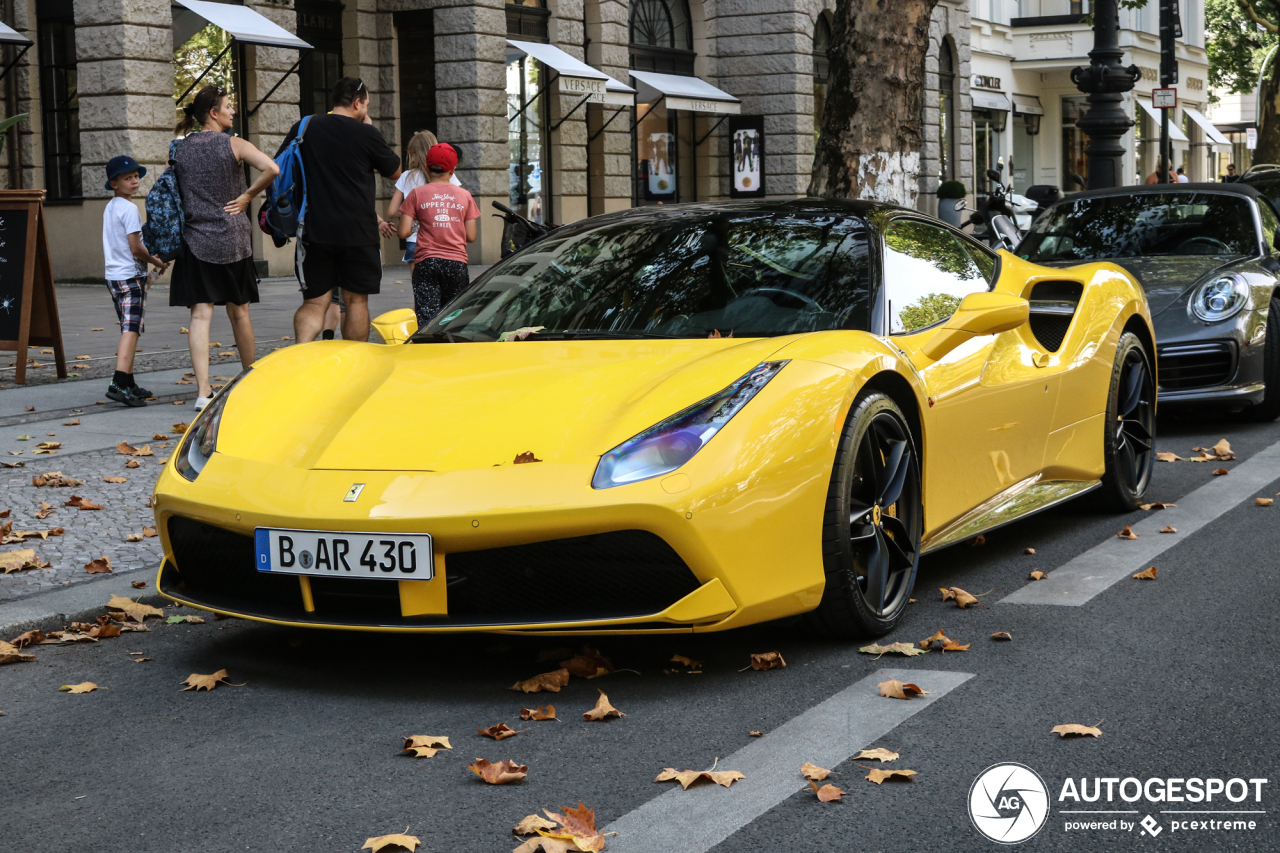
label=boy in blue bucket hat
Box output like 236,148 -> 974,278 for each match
102,154 -> 168,407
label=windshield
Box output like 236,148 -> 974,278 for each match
1018,193 -> 1259,263
409,211 -> 872,342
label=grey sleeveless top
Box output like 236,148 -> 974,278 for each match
174,131 -> 252,264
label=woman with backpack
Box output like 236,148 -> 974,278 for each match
169,84 -> 279,412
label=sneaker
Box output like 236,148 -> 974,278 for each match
106,382 -> 147,408
321,329 -> 335,341
193,395 -> 213,412
132,383 -> 153,398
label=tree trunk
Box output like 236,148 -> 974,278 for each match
809,0 -> 942,205
1255,53 -> 1280,166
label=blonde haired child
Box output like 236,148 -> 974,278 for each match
387,130 -> 461,273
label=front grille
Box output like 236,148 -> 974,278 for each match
447,531 -> 702,621
1157,342 -> 1236,391
163,518 -> 700,627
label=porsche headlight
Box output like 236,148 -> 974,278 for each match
591,361 -> 789,489
174,370 -> 250,482
1190,274 -> 1250,323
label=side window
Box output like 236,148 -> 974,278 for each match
961,236 -> 997,283
883,219 -> 991,334
1257,199 -> 1280,255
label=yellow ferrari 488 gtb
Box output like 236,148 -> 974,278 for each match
153,200 -> 1155,638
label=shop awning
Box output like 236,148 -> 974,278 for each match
506,39 -> 634,105
972,90 -> 1010,112
0,22 -> 31,47
173,0 -> 312,49
629,70 -> 741,115
1182,106 -> 1231,146
1137,98 -> 1189,141
1011,94 -> 1043,116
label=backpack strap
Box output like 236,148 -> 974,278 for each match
167,138 -> 181,166
295,115 -> 311,234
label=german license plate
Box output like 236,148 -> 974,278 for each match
254,528 -> 433,581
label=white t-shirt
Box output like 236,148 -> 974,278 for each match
395,169 -> 462,239
103,196 -> 145,281
1177,174 -> 1190,183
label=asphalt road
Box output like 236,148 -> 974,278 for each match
3,409 -> 1280,853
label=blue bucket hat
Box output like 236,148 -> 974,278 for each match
104,155 -> 146,190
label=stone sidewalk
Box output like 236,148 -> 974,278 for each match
0,263 -> 488,605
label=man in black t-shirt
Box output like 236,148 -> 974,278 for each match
279,77 -> 401,342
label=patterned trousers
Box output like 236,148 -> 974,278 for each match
411,257 -> 470,330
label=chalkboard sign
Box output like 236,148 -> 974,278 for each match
0,190 -> 64,384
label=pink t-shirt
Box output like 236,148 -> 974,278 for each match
400,183 -> 480,264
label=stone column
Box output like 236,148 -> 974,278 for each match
551,0 -> 589,225
586,0 -> 630,213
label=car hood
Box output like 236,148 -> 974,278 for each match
1076,256 -> 1237,316
216,337 -> 799,472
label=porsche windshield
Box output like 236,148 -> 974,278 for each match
409,212 -> 872,342
1018,192 -> 1258,263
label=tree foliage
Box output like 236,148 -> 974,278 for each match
899,293 -> 961,332
173,23 -> 235,128
1207,0 -> 1278,98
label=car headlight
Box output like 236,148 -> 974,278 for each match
591,361 -> 789,489
174,370 -> 250,482
1189,274 -> 1250,323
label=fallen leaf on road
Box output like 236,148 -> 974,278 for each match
1117,526 -> 1138,540
106,595 -> 165,622
31,471 -> 82,487
1140,501 -> 1176,510
103,476 -> 127,484
34,502 -> 54,519
860,641 -> 927,659
855,748 -> 900,762
401,735 -> 451,758
810,780 -> 844,802
514,452 -> 542,464
480,723 -> 521,740
1213,439 -> 1233,457
91,327 -> 104,331
41,631 -> 96,644
1028,570 -> 1048,581
670,653 -> 702,668
801,762 -> 832,781
514,815 -> 558,836
116,442 -> 152,457
23,406 -> 33,412
991,631 -> 1013,641
125,459 -> 141,468
1160,525 -> 1177,533
165,615 -> 204,624
150,433 -> 168,441
940,587 -> 980,607
1257,498 -> 1274,507
560,647 -> 614,679
583,689 -> 625,721
1155,452 -> 1181,462
125,533 -> 143,542
131,581 -> 146,589
511,668 -> 571,693
10,630 -> 44,648
1024,547 -> 1036,554
62,419 -> 80,426
520,705 -> 556,721
142,526 -> 158,537
90,623 -> 121,639
83,556 -> 112,574
655,766 -> 745,790
0,510 -> 7,518
865,768 -> 917,784
361,832 -> 419,853
132,657 -> 152,663
748,730 -> 763,737
0,640 -> 36,664
749,651 -> 786,670
878,679 -> 930,699
180,669 -> 244,691
468,758 -> 528,784
970,534 -> 985,546
59,682 -> 100,694
172,422 -> 189,432
37,441 -> 60,449
1132,567 -> 1158,580
0,549 -> 37,573
536,803 -> 606,853
1214,468 -> 1229,476
1052,723 -> 1102,738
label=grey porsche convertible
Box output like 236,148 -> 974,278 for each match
1017,183 -> 1280,419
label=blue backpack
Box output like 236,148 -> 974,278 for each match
261,114 -> 312,244
141,139 -> 184,262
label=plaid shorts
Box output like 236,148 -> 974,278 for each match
107,276 -> 147,334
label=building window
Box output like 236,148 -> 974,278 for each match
973,110 -> 1004,194
1062,95 -> 1089,192
629,0 -> 695,75
507,0 -> 551,41
296,0 -> 344,117
38,4 -> 80,201
813,13 -> 831,143
395,10 -> 437,159
937,40 -> 956,181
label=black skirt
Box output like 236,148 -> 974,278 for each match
169,251 -> 259,307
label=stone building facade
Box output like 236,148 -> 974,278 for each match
0,0 -> 971,280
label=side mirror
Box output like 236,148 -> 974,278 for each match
986,168 -> 1003,184
920,292 -> 1029,361
954,200 -> 966,212
990,214 -> 1021,250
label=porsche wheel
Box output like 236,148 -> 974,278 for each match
807,392 -> 923,639
1240,296 -> 1280,422
1099,331 -> 1155,511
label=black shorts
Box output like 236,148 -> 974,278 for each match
297,242 -> 382,300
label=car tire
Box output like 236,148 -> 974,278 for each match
1099,331 -> 1156,512
1240,296 -> 1280,422
805,391 -> 923,640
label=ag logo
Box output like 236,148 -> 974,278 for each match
969,763 -> 1050,844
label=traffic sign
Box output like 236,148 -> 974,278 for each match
1153,88 -> 1177,109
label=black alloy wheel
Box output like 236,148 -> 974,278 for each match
807,392 -> 923,639
1240,295 -> 1280,422
1100,331 -> 1156,510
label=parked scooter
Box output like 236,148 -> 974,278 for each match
493,201 -> 555,257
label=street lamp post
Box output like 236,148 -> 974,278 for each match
1070,0 -> 1141,190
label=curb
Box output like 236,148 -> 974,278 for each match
0,563 -> 166,637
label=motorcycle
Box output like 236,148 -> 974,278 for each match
493,201 -> 555,257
